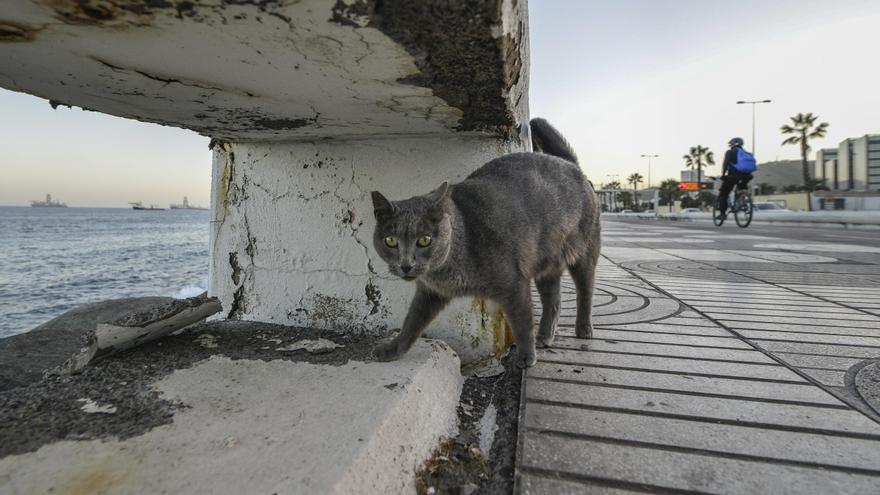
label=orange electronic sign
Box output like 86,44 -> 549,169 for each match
678,181 -> 712,191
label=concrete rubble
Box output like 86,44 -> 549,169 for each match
0,294 -> 221,391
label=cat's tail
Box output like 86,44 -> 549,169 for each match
530,118 -> 578,165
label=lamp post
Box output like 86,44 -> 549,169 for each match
736,99 -> 772,157
640,154 -> 658,188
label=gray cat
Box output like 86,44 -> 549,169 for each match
370,118 -> 600,368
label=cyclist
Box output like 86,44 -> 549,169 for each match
716,137 -> 756,220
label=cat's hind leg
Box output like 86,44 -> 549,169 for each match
569,251 -> 599,339
499,282 -> 537,368
535,274 -> 562,348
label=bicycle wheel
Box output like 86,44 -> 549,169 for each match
734,193 -> 753,228
712,196 -> 724,226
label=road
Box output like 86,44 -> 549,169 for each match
517,217 -> 880,494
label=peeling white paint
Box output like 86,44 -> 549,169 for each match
276,338 -> 342,354
0,0 -> 487,140
77,398 -> 117,415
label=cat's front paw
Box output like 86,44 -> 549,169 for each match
535,336 -> 555,348
575,323 -> 593,339
372,339 -> 404,362
514,349 -> 537,369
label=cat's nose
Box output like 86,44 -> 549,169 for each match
400,264 -> 412,274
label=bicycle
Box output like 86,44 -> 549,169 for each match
708,176 -> 753,228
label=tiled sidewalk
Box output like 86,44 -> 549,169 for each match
515,221 -> 880,494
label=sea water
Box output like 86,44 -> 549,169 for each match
0,206 -> 209,338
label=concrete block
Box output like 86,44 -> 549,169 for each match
0,339 -> 463,495
528,362 -> 839,405
802,369 -> 847,387
550,337 -> 775,363
519,474 -> 645,495
536,348 -> 802,381
520,432 -> 880,494
525,380 -> 877,434
556,329 -> 750,349
525,403 -> 880,471
737,330 -> 880,347
593,322 -> 736,336
720,314 -> 880,329
755,341 -> 880,359
773,353 -> 866,371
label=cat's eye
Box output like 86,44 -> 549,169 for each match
384,236 -> 399,248
417,236 -> 432,248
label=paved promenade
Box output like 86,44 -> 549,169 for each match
516,219 -> 880,494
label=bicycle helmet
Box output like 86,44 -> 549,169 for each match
728,137 -> 744,147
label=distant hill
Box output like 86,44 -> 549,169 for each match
753,160 -> 814,188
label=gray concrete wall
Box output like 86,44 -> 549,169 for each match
209,136 -> 525,363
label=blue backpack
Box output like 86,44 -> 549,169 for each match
733,148 -> 757,173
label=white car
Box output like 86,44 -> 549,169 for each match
752,202 -> 792,212
679,208 -> 701,214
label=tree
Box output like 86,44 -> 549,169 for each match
617,191 -> 633,209
627,173 -> 644,211
781,112 -> 829,211
658,178 -> 682,212
605,181 -> 622,190
682,146 -> 714,206
627,173 -> 644,191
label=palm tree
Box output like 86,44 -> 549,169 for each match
682,145 -> 714,207
781,112 -> 829,211
602,181 -> 622,211
658,178 -> 682,212
627,173 -> 644,191
682,145 -> 715,185
627,173 -> 644,210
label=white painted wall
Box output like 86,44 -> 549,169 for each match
210,135 -> 527,364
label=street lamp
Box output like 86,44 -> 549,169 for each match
640,154 -> 658,188
736,99 -> 772,157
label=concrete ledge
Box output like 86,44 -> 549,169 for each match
0,325 -> 463,494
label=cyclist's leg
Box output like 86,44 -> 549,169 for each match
718,176 -> 736,215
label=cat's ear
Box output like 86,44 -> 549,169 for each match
371,191 -> 396,221
427,181 -> 450,204
425,182 -> 450,224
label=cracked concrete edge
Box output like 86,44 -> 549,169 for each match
336,339 -> 465,493
0,0 -> 529,140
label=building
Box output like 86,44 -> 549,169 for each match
832,135 -> 880,191
815,148 -> 838,189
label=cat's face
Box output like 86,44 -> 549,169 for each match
371,183 -> 452,281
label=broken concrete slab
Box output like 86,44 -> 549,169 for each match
0,323 -> 463,495
0,295 -> 221,391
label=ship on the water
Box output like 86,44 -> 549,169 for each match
30,194 -> 67,208
130,202 -> 165,211
169,196 -> 208,210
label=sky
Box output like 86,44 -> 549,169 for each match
1,0 -> 879,206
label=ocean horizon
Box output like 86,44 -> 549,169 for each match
0,206 -> 210,338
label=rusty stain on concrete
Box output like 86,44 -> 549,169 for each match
64,460 -> 128,495
472,299 -> 513,357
